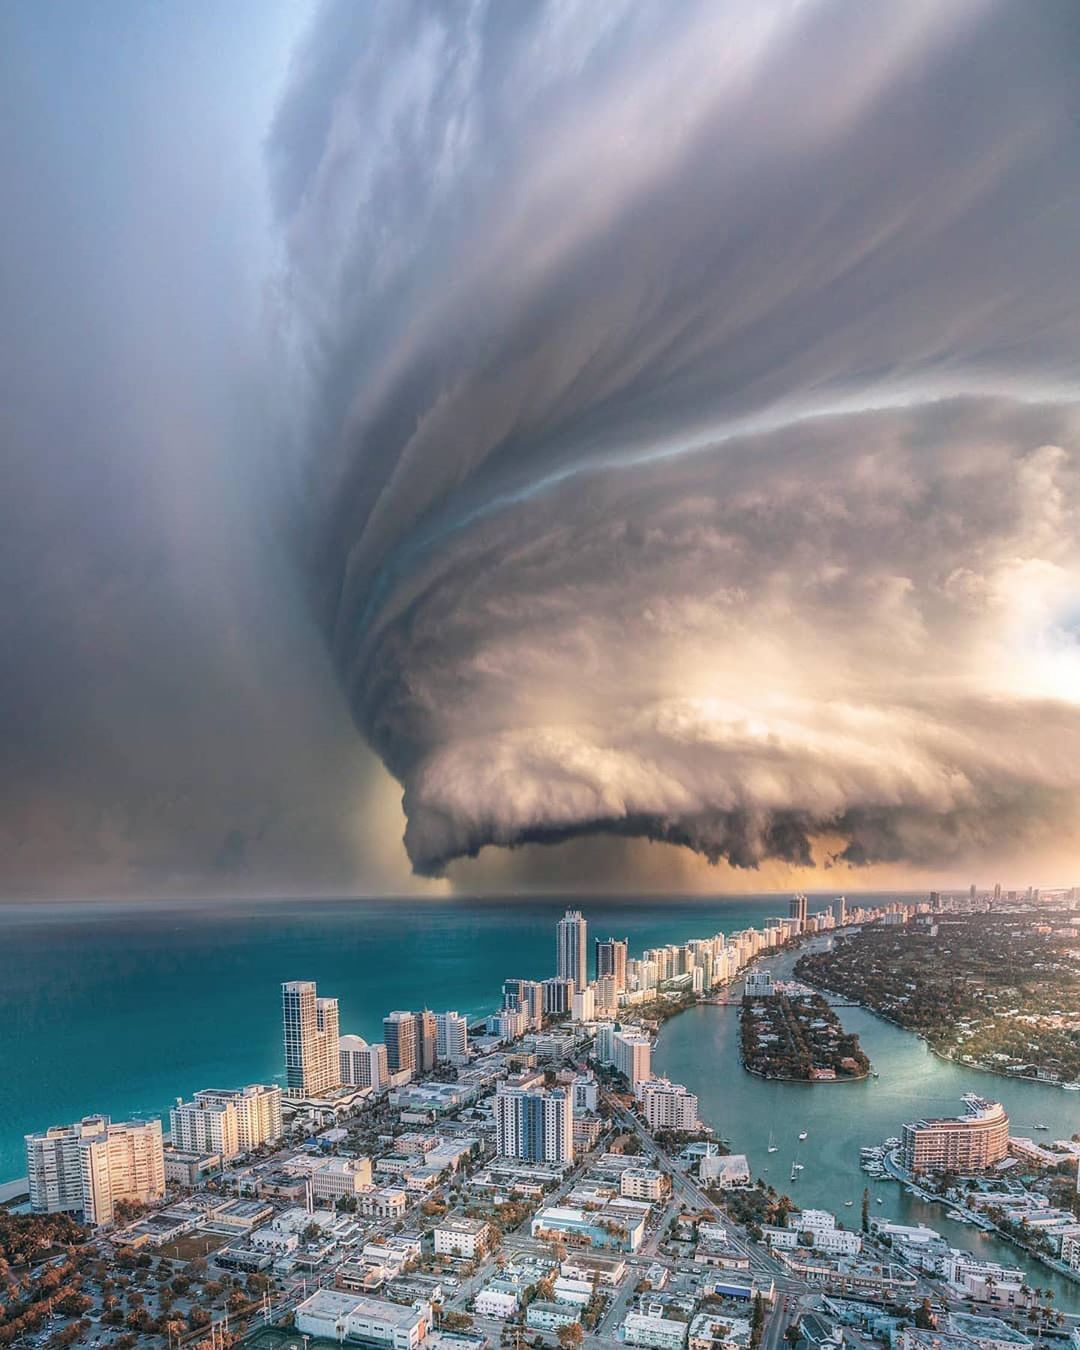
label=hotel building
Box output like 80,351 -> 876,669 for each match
901,1095 -> 1009,1174
613,1030 -> 652,1086
26,1115 -> 165,1226
436,1011 -> 469,1064
637,1079 -> 701,1133
282,980 -> 341,1096
596,937 -> 628,991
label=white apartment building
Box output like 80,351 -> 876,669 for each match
495,1084 -> 574,1164
572,986 -> 596,1022
572,1074 -> 599,1113
637,1079 -> 700,1133
433,1216 -> 491,1259
595,1021 -> 617,1066
170,1084 -> 282,1160
614,1030 -> 652,1086
557,909 -> 589,992
340,1035 -> 390,1091
282,980 -> 341,1096
312,1156 -> 374,1203
436,1011 -> 469,1064
26,1115 -> 165,1226
624,1311 -> 689,1350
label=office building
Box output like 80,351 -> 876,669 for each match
637,1078 -> 700,1133
542,976 -> 574,1015
312,1156 -> 373,1202
833,896 -> 847,926
26,1115 -> 165,1226
596,937 -> 628,991
282,981 -> 341,1097
170,1084 -> 282,1161
788,894 -> 808,931
494,1084 -> 573,1164
557,909 -> 588,992
901,1096 -> 1009,1175
339,1035 -> 390,1091
613,1030 -> 652,1086
436,1011 -> 469,1064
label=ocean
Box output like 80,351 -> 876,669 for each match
0,891 -> 865,1184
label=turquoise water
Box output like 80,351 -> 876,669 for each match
0,892 -> 853,1184
654,946 -> 1080,1310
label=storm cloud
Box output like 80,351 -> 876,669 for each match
276,0 -> 1080,876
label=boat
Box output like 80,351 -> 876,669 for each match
844,1200 -> 854,1207
790,1160 -> 799,1181
1063,1083 -> 1080,1091
798,1131 -> 808,1141
876,1197 -> 884,1205
767,1131 -> 778,1154
794,1163 -> 805,1171
871,1071 -> 879,1079
1033,1123 -> 1049,1131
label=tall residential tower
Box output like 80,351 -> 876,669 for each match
282,981 -> 341,1097
557,909 -> 588,992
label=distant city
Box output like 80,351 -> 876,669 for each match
9,888 -> 1080,1348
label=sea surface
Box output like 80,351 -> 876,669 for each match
0,892 -> 853,1183
655,944 -> 1080,1309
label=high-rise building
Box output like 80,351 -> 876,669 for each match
595,937 -> 628,991
282,981 -> 341,1097
542,976 -> 574,1015
495,1084 -> 573,1164
417,1009 -> 438,1072
26,1115 -> 165,1226
571,986 -> 596,1022
339,1036 -> 389,1090
637,1079 -> 700,1133
613,1030 -> 652,1086
170,1085 -> 282,1160
901,1096 -> 1009,1175
557,909 -> 588,992
383,1011 -> 419,1076
788,894 -> 808,931
503,979 -> 544,1029
436,1011 -> 469,1064
833,896 -> 847,926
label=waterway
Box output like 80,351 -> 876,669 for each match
654,945 -> 1080,1310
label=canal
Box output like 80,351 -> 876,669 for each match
653,945 -> 1080,1310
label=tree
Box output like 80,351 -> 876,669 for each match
915,1299 -> 935,1330
556,1323 -> 584,1348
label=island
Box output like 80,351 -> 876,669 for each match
795,910 -> 1080,1086
739,989 -> 870,1081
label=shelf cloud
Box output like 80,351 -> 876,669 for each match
276,0 -> 1080,876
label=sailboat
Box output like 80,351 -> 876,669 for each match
798,1130 -> 808,1141
790,1159 -> 799,1182
767,1131 -> 778,1154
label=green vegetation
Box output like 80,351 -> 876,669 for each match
796,912 -> 1080,1083
739,992 -> 869,1080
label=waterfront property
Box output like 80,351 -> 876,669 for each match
901,1095 -> 1010,1175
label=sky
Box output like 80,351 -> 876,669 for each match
1,0 -> 1079,901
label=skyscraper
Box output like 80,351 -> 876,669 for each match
595,937 -> 628,991
282,981 -> 341,1097
494,1084 -> 573,1164
170,1084 -> 282,1159
557,908 -> 588,991
542,976 -> 574,1015
833,896 -> 847,926
788,893 -> 808,931
383,1010 -> 419,1076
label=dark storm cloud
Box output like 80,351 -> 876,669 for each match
275,0 -> 1080,876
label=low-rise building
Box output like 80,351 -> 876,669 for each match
474,1280 -> 521,1319
527,1301 -> 582,1331
947,1314 -> 1035,1350
313,1155 -> 374,1202
700,1154 -> 750,1188
433,1216 -> 492,1259
532,1202 -> 645,1252
560,1254 -> 627,1286
688,1312 -> 753,1350
621,1167 -> 670,1201
624,1311 -> 690,1350
294,1290 -> 430,1349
